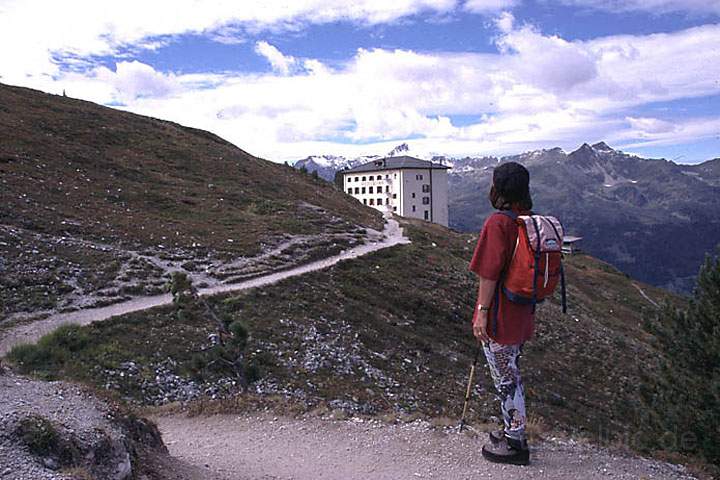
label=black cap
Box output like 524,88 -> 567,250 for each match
493,162 -> 530,204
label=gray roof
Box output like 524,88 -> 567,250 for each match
342,156 -> 450,174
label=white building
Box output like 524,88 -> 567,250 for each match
562,236 -> 583,255
341,156 -> 450,227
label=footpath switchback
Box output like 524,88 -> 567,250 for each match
0,218 -> 409,357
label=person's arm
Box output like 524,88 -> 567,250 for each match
473,276 -> 497,343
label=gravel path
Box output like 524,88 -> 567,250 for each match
155,413 -> 696,480
0,218 -> 409,357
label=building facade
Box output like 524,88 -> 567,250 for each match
341,156 -> 450,227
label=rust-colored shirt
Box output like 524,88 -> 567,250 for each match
469,210 -> 534,345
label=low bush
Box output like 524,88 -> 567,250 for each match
8,325 -> 90,377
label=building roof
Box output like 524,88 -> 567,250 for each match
563,236 -> 583,243
342,156 -> 450,174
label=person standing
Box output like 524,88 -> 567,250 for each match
469,162 -> 534,466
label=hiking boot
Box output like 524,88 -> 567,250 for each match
488,429 -> 505,444
481,438 -> 530,466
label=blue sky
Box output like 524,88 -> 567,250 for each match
1,0 -> 719,163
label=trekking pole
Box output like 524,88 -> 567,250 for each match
459,342 -> 482,432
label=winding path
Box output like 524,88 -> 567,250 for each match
631,282 -> 660,308
0,218 -> 409,356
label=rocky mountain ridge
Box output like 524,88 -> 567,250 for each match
448,142 -> 720,292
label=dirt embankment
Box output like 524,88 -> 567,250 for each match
0,371 -> 219,480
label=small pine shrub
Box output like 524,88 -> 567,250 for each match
244,363 -> 261,384
17,416 -> 59,457
169,271 -> 194,306
228,321 -> 248,348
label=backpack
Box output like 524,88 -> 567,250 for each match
491,211 -> 567,335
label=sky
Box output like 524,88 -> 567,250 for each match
1,0 -> 719,164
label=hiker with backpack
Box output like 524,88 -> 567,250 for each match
467,162 -> 565,466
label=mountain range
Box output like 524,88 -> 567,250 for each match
295,143 -> 720,293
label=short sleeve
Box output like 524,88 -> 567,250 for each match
468,214 -> 514,281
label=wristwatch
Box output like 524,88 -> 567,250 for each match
477,304 -> 490,312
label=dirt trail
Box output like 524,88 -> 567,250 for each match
155,413 -> 695,480
0,218 -> 409,356
631,282 -> 661,308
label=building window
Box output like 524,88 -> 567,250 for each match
394,173 -> 397,178
355,187 -> 359,194
355,177 -> 360,182
363,199 -> 367,205
416,174 -> 424,180
422,184 -> 430,193
369,199 -> 374,205
369,186 -> 374,194
393,206 -> 397,212
347,189 -> 352,194
362,187 -> 366,194
385,186 -> 390,193
386,175 -> 390,180
377,198 -> 383,205
424,210 -> 429,220
392,193 -> 397,199
422,197 -> 430,205
411,193 -> 416,198
412,205 -> 416,212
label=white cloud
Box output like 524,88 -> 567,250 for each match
555,0 -> 720,15
1,1 -> 719,162
0,0 -> 479,93
495,11 -> 515,33
496,24 -> 599,93
255,41 -> 297,75
625,116 -> 677,134
465,0 -> 520,13
94,61 -> 179,102
618,116 -> 720,147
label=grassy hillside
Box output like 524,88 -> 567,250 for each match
0,83 -> 380,251
0,83 -> 381,322
9,218 -> 689,460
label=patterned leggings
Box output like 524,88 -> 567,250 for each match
483,340 -> 526,442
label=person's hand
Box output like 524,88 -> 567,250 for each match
473,310 -> 490,343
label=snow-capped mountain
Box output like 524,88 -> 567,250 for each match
293,154 -> 374,181
294,143 -> 432,181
